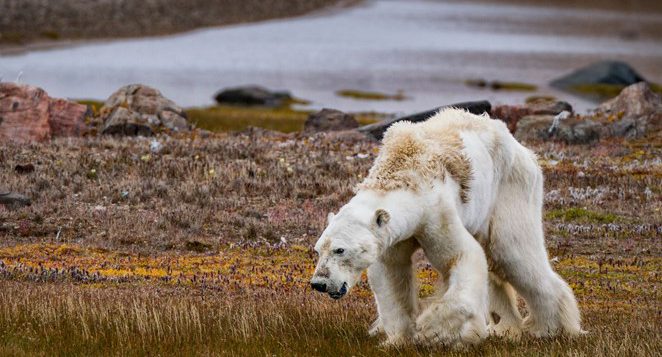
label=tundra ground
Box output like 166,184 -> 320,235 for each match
0,131 -> 660,356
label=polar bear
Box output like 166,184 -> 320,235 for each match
310,108 -> 583,346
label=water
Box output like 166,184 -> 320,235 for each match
1,0 -> 661,114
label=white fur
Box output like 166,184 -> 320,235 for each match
311,109 -> 583,347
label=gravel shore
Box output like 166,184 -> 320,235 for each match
0,0 -> 352,47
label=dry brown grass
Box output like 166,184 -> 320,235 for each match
0,130 -> 660,355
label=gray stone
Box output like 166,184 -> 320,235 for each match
214,85 -> 292,107
596,82 -> 662,139
304,108 -> 358,133
0,192 -> 31,209
100,84 -> 189,136
551,61 -> 646,90
515,115 -> 603,144
102,107 -> 154,136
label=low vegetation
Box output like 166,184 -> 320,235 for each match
188,105 -> 382,133
336,89 -> 407,101
0,130 -> 660,355
465,79 -> 538,92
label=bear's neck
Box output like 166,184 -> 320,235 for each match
353,189 -> 425,248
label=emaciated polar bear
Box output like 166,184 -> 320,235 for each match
310,108 -> 583,346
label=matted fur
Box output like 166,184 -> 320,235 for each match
357,109 -> 492,203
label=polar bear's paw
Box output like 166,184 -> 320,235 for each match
488,320 -> 522,341
414,303 -> 486,347
378,334 -> 409,349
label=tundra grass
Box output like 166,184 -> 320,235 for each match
0,133 -> 660,355
187,105 -> 381,133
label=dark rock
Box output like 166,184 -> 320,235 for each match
358,100 -> 491,140
527,98 -> 573,116
0,82 -> 88,143
0,192 -> 31,209
14,164 -> 35,174
214,85 -> 292,107
100,84 -> 189,136
304,108 -> 359,133
552,60 -> 645,88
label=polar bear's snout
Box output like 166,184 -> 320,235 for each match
310,266 -> 348,299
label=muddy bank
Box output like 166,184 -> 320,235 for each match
0,0 -> 353,49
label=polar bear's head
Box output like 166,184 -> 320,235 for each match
310,207 -> 390,299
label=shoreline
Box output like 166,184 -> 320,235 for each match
0,0 -> 361,56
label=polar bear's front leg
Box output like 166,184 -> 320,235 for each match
415,212 -> 489,347
367,238 -> 419,345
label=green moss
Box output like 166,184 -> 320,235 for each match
490,81 -> 537,91
76,99 -> 104,116
40,31 -> 60,40
546,207 -> 618,224
0,32 -> 26,44
570,82 -> 662,101
336,89 -> 406,101
187,105 -> 380,133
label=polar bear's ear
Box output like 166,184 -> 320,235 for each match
327,212 -> 335,225
375,209 -> 390,227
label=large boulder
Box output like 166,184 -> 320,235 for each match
0,82 -> 88,143
594,82 -> 662,139
550,61 -> 647,100
358,100 -> 491,140
214,85 -> 292,107
99,84 -> 189,136
492,98 -> 572,133
514,114 -> 602,145
304,108 -> 358,133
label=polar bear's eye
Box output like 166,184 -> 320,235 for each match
333,248 -> 345,255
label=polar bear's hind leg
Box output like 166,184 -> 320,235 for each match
488,150 -> 583,337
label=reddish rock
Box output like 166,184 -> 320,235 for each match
0,82 -> 88,143
491,99 -> 572,133
49,98 -> 89,137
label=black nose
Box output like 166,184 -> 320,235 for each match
311,282 -> 327,292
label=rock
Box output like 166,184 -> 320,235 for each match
597,82 -> 662,118
514,114 -> 602,144
492,99 -> 572,133
304,108 -> 358,133
99,84 -> 189,136
102,107 -> 154,136
214,85 -> 292,107
596,82 -> 662,139
514,115 -> 555,142
0,192 -> 31,209
49,98 -> 90,137
551,61 -> 646,100
552,60 -> 645,88
358,100 -> 491,140
526,98 -> 573,116
14,163 -> 35,174
0,82 -> 88,143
